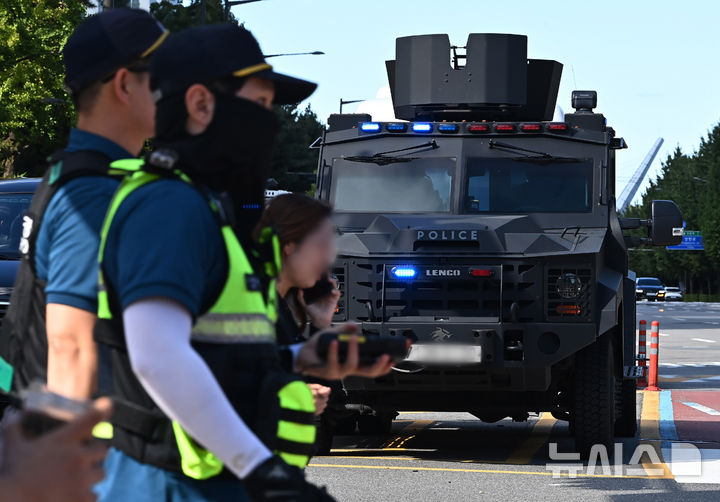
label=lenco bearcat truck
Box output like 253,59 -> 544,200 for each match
314,33 -> 683,455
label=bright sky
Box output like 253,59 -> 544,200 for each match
229,0 -> 720,204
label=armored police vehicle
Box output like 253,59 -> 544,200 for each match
315,34 -> 682,455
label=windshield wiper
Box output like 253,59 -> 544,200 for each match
344,140 -> 439,165
488,140 -> 579,163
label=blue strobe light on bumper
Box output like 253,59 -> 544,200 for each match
391,266 -> 417,278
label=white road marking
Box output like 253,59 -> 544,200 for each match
683,376 -> 720,383
659,363 -> 681,368
681,402 -> 720,415
662,445 -> 720,484
691,338 -> 717,343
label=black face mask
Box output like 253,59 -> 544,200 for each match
153,91 -> 280,240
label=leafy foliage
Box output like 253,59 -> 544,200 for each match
0,0 -> 89,177
271,104 -> 323,193
626,123 -> 720,294
151,0 -> 238,31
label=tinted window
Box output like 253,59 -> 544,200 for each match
463,158 -> 593,213
0,193 -> 32,260
330,158 -> 455,213
637,278 -> 662,287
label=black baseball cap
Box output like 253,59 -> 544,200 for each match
150,24 -> 317,105
63,8 -> 168,95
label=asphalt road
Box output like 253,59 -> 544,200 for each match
307,302 -> 720,501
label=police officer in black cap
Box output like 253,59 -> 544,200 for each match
93,23 -> 394,502
0,9 -> 167,406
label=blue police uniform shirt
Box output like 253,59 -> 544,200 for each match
34,129 -> 129,312
102,177 -> 226,319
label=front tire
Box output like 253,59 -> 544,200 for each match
573,334 -> 615,458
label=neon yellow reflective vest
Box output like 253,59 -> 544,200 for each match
95,159 -> 316,478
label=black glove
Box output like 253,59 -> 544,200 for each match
244,455 -> 336,502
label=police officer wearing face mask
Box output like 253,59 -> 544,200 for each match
93,25 -> 394,502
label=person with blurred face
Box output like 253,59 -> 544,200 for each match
255,194 -> 346,454
92,24 -> 395,502
0,9 -> 167,409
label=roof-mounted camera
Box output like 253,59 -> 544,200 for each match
571,90 -> 597,114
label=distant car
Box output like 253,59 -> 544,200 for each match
663,286 -> 683,302
635,277 -> 664,301
0,178 -> 41,320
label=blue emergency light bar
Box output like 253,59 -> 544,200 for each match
386,122 -> 408,132
359,122 -> 381,133
438,123 -> 459,133
411,123 -> 433,133
358,121 -> 570,135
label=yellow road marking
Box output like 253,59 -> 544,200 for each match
322,455 -> 510,465
382,419 -> 434,448
505,412 -> 557,464
638,391 -> 674,479
308,462 -> 654,479
322,455 -> 421,460
321,394 -> 675,480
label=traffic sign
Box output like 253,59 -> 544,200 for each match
667,231 -> 704,250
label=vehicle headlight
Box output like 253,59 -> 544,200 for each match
636,289 -> 643,293
556,273 -> 582,299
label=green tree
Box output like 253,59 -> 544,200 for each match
627,123 -> 720,294
0,0 -> 90,177
270,104 -> 324,193
698,125 -> 720,264
151,0 -> 238,31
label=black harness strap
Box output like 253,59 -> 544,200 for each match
21,150 -> 116,275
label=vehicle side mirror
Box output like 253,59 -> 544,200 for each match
650,200 -> 683,246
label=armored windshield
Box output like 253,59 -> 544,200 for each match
330,157 -> 455,213
463,158 -> 593,213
